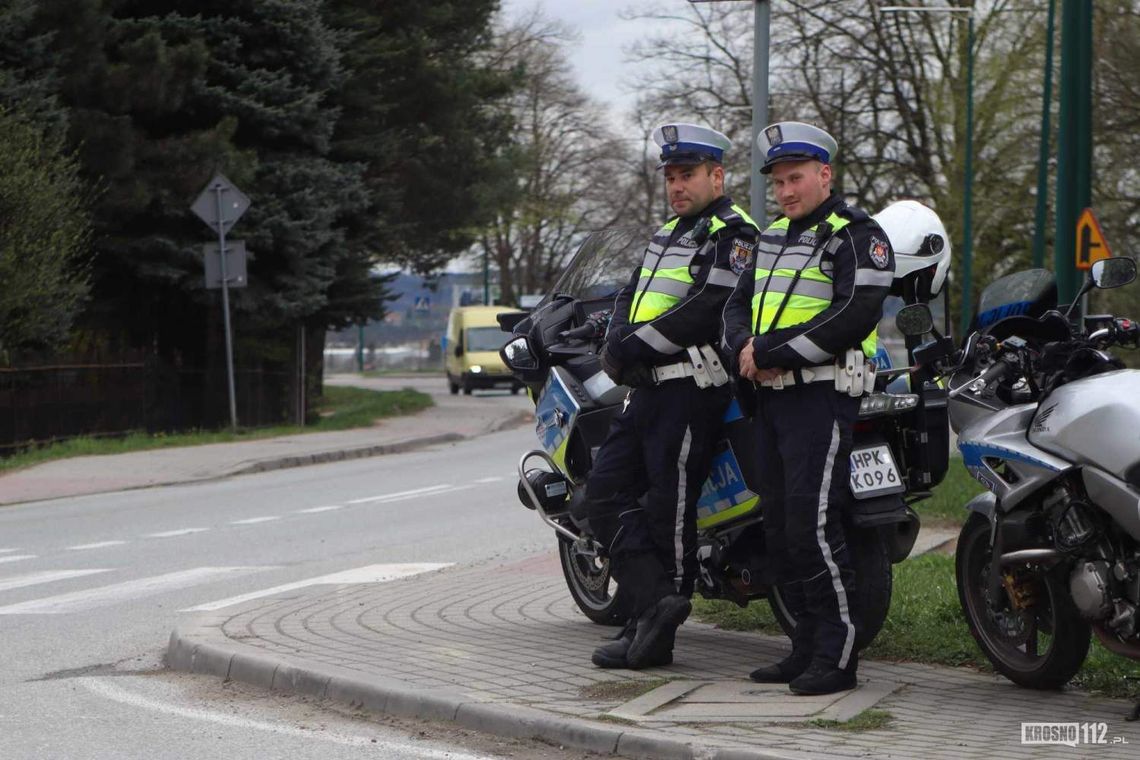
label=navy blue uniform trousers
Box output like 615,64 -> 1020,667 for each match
754,381 -> 860,670
586,380 -> 729,614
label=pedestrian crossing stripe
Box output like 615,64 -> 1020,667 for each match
182,563 -> 453,612
0,569 -> 112,593
0,566 -> 266,615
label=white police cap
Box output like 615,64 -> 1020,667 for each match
756,121 -> 838,174
652,123 -> 733,169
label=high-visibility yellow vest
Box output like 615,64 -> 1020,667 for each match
751,212 -> 877,357
630,204 -> 758,323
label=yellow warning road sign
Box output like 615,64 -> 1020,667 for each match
1076,208 -> 1112,270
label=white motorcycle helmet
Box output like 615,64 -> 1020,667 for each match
872,200 -> 951,300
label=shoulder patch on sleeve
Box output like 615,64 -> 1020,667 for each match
730,238 -> 755,274
869,236 -> 891,269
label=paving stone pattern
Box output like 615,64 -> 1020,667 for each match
218,551 -> 1140,759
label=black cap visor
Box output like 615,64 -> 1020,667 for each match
759,152 -> 825,174
656,151 -> 719,170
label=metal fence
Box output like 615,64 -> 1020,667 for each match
0,361 -> 298,453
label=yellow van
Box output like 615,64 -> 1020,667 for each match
444,306 -> 520,395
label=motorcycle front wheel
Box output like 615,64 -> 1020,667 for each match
557,536 -> 632,626
768,524 -> 892,652
955,512 -> 1090,689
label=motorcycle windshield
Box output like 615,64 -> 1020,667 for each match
538,226 -> 650,306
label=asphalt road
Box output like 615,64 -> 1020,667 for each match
0,384 -> 597,759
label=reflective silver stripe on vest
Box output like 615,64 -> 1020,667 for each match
634,323 -> 684,354
635,276 -> 691,298
787,334 -> 832,363
643,251 -> 698,270
755,276 -> 834,300
854,268 -> 894,287
756,233 -> 822,259
755,248 -> 825,271
705,268 -> 739,288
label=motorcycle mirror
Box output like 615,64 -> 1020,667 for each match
1090,257 -> 1137,290
896,304 -> 934,337
497,311 -> 530,331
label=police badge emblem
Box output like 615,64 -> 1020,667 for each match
662,125 -> 679,144
765,124 -> 783,146
729,239 -> 755,275
869,236 -> 890,269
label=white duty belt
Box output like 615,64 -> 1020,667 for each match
651,344 -> 729,389
757,348 -> 876,397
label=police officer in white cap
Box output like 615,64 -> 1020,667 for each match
587,123 -> 760,669
722,122 -> 895,695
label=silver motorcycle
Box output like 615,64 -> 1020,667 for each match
901,256 -> 1140,703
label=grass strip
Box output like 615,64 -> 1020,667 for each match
0,385 -> 432,472
695,551 -> 1140,700
910,460 -> 987,525
807,708 -> 893,731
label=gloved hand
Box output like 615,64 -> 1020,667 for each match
621,362 -> 653,388
600,343 -> 624,383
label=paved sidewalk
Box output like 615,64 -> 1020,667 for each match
0,375 -> 531,506
7,373 -> 1136,757
169,529 -> 1140,760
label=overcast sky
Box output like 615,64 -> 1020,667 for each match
499,0 -> 653,123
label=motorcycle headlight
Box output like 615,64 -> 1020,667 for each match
859,393 -> 919,417
501,337 -> 538,371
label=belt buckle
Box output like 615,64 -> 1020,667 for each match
770,372 -> 785,390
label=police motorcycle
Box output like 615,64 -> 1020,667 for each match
499,201 -> 953,651
897,256 -> 1140,699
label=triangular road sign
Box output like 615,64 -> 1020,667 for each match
1075,208 -> 1112,271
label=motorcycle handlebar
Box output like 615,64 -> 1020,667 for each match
559,323 -> 600,341
948,358 -> 1012,399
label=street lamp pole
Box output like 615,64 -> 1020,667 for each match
688,1 -> 770,227
751,1 -> 770,227
882,5 -> 974,337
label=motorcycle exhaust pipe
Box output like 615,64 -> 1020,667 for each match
517,450 -> 580,542
999,548 -> 1064,566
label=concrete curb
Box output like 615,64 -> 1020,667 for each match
167,617 -> 795,760
229,432 -> 465,476
0,409 -> 532,508
232,409 -> 532,476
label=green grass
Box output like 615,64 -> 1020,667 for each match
578,677 -> 669,702
807,709 -> 894,731
0,385 -> 432,473
694,461 -> 1140,700
360,368 -> 441,377
695,551 -> 1140,701
911,458 -> 987,525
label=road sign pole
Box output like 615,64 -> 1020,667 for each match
215,184 -> 239,431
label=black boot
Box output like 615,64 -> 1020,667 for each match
626,594 -> 691,668
592,620 -> 674,669
788,655 -> 858,696
749,651 -> 811,683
